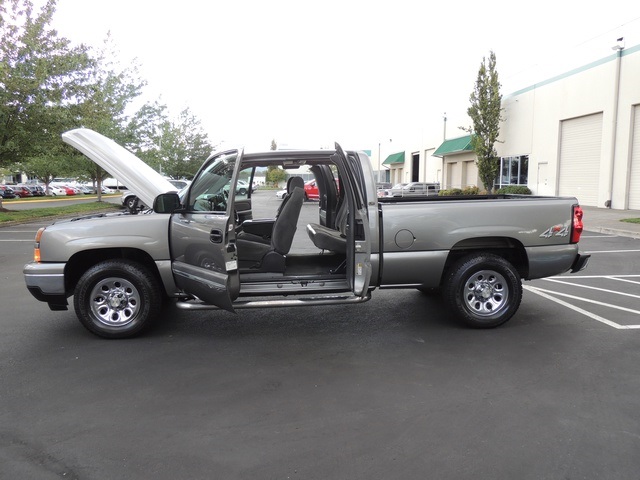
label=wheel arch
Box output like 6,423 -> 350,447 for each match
440,236 -> 528,286
65,248 -> 162,296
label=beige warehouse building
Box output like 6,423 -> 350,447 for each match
379,41 -> 640,210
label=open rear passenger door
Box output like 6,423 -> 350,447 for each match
332,143 -> 372,297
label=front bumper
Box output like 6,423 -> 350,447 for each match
23,262 -> 69,310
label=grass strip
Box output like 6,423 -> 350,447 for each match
0,202 -> 121,223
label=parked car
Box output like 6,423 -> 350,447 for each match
76,185 -> 94,194
236,180 -> 251,195
304,180 -> 319,200
388,182 -> 440,197
0,185 -> 17,199
304,178 -> 339,201
25,184 -> 46,196
10,185 -> 34,198
122,179 -> 189,213
275,188 -> 287,199
46,185 -> 67,196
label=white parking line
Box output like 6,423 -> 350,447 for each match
0,239 -> 32,242
542,277 -> 640,299
562,275 -> 640,279
610,277 -> 640,285
524,285 -> 640,330
585,249 -> 640,254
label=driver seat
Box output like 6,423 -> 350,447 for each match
236,186 -> 305,272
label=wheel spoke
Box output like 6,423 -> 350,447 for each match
463,269 -> 510,317
89,277 -> 141,327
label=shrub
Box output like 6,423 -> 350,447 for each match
438,188 -> 463,196
438,186 -> 480,196
496,185 -> 532,195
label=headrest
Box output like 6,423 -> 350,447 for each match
288,176 -> 304,192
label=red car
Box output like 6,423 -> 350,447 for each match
303,178 -> 339,201
62,185 -> 77,196
10,185 -> 33,198
303,180 -> 320,200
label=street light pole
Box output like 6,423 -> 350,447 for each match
377,142 -> 381,183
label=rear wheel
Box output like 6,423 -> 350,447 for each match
443,253 -> 522,328
74,259 -> 161,338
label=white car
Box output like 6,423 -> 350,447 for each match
46,185 -> 67,196
275,189 -> 287,199
122,179 -> 189,213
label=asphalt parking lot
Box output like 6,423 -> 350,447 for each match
528,232 -> 640,330
1,197 -> 640,479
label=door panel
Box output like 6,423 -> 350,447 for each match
170,150 -> 243,311
333,144 -> 372,297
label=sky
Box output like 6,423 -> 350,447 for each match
47,0 -> 640,155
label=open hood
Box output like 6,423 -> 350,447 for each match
62,128 -> 176,208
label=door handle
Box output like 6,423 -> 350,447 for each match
210,229 -> 223,243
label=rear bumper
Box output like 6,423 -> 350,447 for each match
525,244 -> 590,279
570,252 -> 590,273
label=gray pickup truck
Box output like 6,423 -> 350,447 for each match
24,129 -> 589,338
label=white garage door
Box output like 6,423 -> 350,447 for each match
558,113 -> 603,206
628,106 -> 640,210
463,160 -> 478,188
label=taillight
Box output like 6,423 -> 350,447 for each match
34,227 -> 45,262
571,205 -> 584,243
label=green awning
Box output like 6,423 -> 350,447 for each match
382,151 -> 405,165
433,135 -> 474,157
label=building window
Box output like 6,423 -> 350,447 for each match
497,155 -> 528,187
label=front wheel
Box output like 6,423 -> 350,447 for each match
443,253 -> 522,328
74,259 -> 162,338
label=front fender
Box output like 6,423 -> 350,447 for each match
40,214 -> 172,262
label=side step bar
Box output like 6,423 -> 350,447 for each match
176,293 -> 372,311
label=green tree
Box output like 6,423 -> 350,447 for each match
154,108 -> 212,179
125,100 -> 169,169
0,0 -> 93,168
69,34 -> 148,198
20,155 -> 69,192
266,165 -> 286,186
465,50 -> 503,193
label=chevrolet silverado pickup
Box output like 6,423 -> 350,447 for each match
23,129 -> 589,338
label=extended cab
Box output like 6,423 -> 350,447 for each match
24,129 -> 589,338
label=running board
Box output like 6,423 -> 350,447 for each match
176,293 -> 371,311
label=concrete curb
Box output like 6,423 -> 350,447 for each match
585,226 -> 640,239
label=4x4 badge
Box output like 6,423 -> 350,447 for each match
540,224 -> 569,238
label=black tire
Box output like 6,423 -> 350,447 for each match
443,253 -> 522,328
125,196 -> 139,214
73,259 -> 162,339
238,188 -> 247,195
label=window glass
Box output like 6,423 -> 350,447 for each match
498,155 -> 529,186
188,152 -> 237,212
519,155 -> 529,184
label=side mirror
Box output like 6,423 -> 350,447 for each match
153,192 -> 181,214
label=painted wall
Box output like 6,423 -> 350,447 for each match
498,45 -> 640,209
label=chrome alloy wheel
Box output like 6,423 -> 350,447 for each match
89,277 -> 141,327
462,269 -> 509,317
